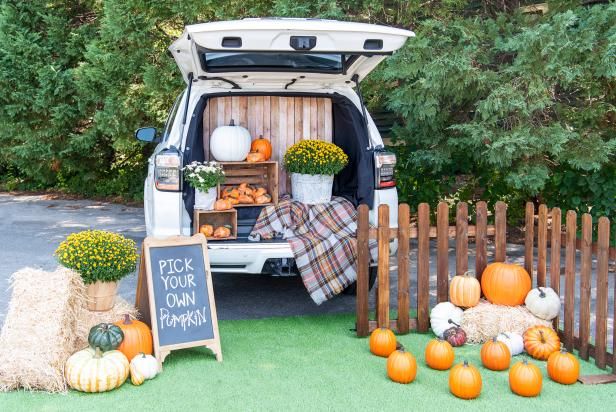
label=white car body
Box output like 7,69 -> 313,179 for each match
143,18 -> 414,274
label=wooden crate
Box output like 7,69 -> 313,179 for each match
218,161 -> 279,207
193,208 -> 237,240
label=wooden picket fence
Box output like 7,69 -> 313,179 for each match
355,201 -> 615,378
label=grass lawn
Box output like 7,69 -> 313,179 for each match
3,314 -> 616,411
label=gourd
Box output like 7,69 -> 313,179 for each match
369,328 -> 397,358
547,349 -> 579,385
255,194 -> 272,204
509,360 -> 542,397
449,361 -> 482,400
88,323 -> 124,352
130,353 -> 159,386
214,198 -> 233,211
253,187 -> 267,197
246,151 -> 266,163
481,338 -> 511,371
113,314 -> 153,362
238,194 -> 255,204
449,272 -> 480,308
251,136 -> 272,160
524,326 -> 561,360
430,302 -> 463,338
213,226 -> 231,238
387,348 -> 417,384
525,287 -> 561,321
65,347 -> 129,392
481,262 -> 531,306
443,322 -> 467,347
496,332 -> 525,356
199,224 -> 214,237
210,119 -> 251,161
425,338 -> 455,371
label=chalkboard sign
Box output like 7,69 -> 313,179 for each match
136,234 -> 222,365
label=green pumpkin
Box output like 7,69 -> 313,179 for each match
88,323 -> 124,351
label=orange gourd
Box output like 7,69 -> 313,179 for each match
425,338 -> 455,371
369,328 -> 397,358
547,349 -> 579,384
199,224 -> 214,237
213,226 -> 231,238
524,326 -> 560,360
449,361 -> 482,400
255,194 -> 272,204
387,348 -> 417,384
246,151 -> 265,162
214,198 -> 232,211
251,136 -> 272,160
449,271 -> 481,308
480,262 -> 531,306
238,194 -> 255,204
509,360 -> 542,397
480,337 -> 511,371
113,314 -> 153,362
253,187 -> 267,197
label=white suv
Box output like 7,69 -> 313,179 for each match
136,18 -> 413,284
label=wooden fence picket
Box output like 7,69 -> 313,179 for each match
578,214 -> 593,360
456,202 -> 469,276
495,201 -> 507,262
417,203 -> 430,332
595,217 -> 610,369
377,204 -> 390,328
537,204 -> 548,287
475,201 -> 488,282
397,204 -> 411,334
437,202 -> 449,302
355,204 -> 370,337
550,207 -> 562,330
564,210 -> 577,352
525,202 -> 535,278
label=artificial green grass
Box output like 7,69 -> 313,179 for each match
2,314 -> 615,411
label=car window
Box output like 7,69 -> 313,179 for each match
162,92 -> 183,142
200,51 -> 349,73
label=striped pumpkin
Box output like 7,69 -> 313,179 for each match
65,347 -> 129,392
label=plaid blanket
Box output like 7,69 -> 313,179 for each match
249,197 -> 377,304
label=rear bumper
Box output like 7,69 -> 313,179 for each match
207,239 -> 293,273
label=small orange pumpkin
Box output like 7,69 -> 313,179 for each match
214,198 -> 232,211
387,348 -> 417,384
113,314 -> 153,362
213,226 -> 231,238
481,262 -> 531,306
547,349 -> 579,384
251,135 -> 272,160
253,187 -> 267,197
369,328 -> 396,358
238,194 -> 255,204
255,194 -> 272,204
449,271 -> 481,308
449,361 -> 482,400
524,326 -> 560,360
425,338 -> 455,371
199,224 -> 214,237
509,360 -> 542,397
480,337 -> 511,371
246,151 -> 265,162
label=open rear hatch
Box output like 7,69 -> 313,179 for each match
170,18 -> 414,88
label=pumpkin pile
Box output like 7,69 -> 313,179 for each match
65,315 -> 157,393
199,224 -> 233,239
220,183 -> 272,205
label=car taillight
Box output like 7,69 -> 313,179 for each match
374,151 -> 396,189
155,148 -> 182,192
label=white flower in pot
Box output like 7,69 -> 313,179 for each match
183,161 -> 225,210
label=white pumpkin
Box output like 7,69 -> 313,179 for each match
496,332 -> 525,356
430,302 -> 463,338
65,347 -> 129,392
525,286 -> 561,320
210,119 -> 251,161
130,352 -> 159,386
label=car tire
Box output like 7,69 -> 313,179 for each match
342,266 -> 377,295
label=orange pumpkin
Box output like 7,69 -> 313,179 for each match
524,326 -> 560,360
246,151 -> 265,162
387,348 -> 417,384
199,224 -> 214,237
213,226 -> 231,238
238,183 -> 253,196
509,360 -> 542,397
228,197 -> 239,205
214,198 -> 232,211
449,271 -> 481,308
369,328 -> 397,358
255,194 -> 272,204
547,349 -> 579,384
425,338 -> 455,371
449,361 -> 482,400
480,337 -> 511,371
251,136 -> 272,160
253,187 -> 267,197
480,262 -> 531,306
238,194 -> 255,204
113,314 -> 153,361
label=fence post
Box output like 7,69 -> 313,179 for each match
417,203 -> 430,332
355,204 -> 370,337
377,204 -> 390,329
456,202 -> 468,276
524,202 -> 535,278
578,214 -> 592,360
564,210 -> 577,352
550,207 -> 562,330
397,204 -> 411,334
595,217 -> 610,369
437,202 -> 449,302
495,201 -> 507,262
537,204 -> 548,287
475,201 -> 488,283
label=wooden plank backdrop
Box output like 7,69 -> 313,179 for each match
356,201 -> 615,377
203,96 -> 333,194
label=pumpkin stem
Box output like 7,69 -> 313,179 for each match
94,347 -> 103,359
492,337 -> 498,343
463,271 -> 475,277
463,360 -> 469,367
229,119 -> 235,126
448,319 -> 460,328
539,330 -> 546,343
522,359 -> 529,365
538,287 -> 546,298
123,314 -> 133,325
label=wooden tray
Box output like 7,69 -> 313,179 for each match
218,161 -> 278,207
193,208 -> 237,240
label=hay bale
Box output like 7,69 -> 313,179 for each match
0,266 -> 139,393
461,300 -> 552,344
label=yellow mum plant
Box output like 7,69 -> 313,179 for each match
55,230 -> 138,284
284,139 -> 349,175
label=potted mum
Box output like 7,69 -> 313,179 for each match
56,230 -> 138,311
184,161 -> 225,210
284,140 -> 349,204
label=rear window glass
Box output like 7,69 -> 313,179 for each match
201,52 -> 345,73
